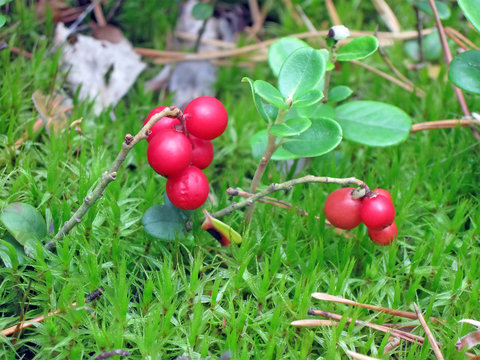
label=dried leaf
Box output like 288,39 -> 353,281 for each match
460,319 -> 480,328
32,90 -> 68,134
456,330 -> 480,351
92,24 -> 124,44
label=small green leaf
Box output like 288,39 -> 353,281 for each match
449,50 -> 480,94
192,2 -> 214,21
458,0 -> 480,31
268,37 -> 309,77
0,240 -> 19,269
335,101 -> 412,146
282,117 -> 342,157
0,0 -> 13,6
326,61 -> 335,71
254,80 -> 288,109
270,118 -> 312,137
415,0 -> 451,20
292,89 -> 324,107
327,86 -> 353,103
250,130 -> 300,160
242,77 -> 278,122
404,30 -> 441,62
142,205 -> 187,240
336,36 -> 378,62
1,203 -> 47,246
0,14 -> 6,28
298,102 -> 335,119
278,47 -> 325,98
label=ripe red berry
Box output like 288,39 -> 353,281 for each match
189,135 -> 214,169
368,222 -> 398,245
324,187 -> 363,230
144,106 -> 180,142
147,130 -> 192,176
372,188 -> 392,202
166,166 -> 210,210
361,194 -> 395,230
184,96 -> 228,140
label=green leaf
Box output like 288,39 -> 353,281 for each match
449,50 -> 480,94
268,37 -> 309,77
1,203 -> 47,246
292,89 -> 324,107
0,0 -> 13,6
282,117 -> 342,157
415,0 -> 451,20
335,101 -> 412,146
327,86 -> 353,103
458,0 -> 480,31
250,130 -> 300,160
404,30 -> 441,62
254,80 -> 288,109
191,2 -> 213,21
278,47 -> 325,99
0,14 -> 5,28
297,102 -> 335,119
270,118 -> 312,136
336,36 -> 378,62
142,205 -> 187,240
0,240 -> 19,269
242,77 -> 278,122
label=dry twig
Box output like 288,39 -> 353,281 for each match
414,303 -> 444,360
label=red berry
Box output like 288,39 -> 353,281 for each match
147,130 -> 192,176
184,96 -> 228,140
166,166 -> 210,210
144,106 -> 180,142
368,222 -> 398,245
189,135 -> 214,169
361,194 -> 395,230
324,187 -> 363,230
372,188 -> 392,202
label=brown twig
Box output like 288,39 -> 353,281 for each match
291,319 -> 338,327
371,0 -> 401,33
383,337 -> 402,354
346,350 -> 381,360
325,0 -> 341,25
445,28 -> 470,51
378,46 -> 415,88
93,0 -> 107,26
414,303 -> 444,360
311,293 -> 443,324
445,27 -> 478,50
414,5 -> 425,64
411,119 -> 480,132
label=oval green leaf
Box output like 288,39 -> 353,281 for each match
416,0 -> 451,20
278,47 -> 325,99
292,89 -> 324,107
298,102 -> 335,119
449,50 -> 480,94
0,14 -> 6,28
270,118 -> 312,137
327,86 -> 353,103
336,36 -> 378,62
192,2 -> 213,20
458,0 -> 480,31
282,117 -> 342,157
254,80 -> 288,109
0,203 -> 47,246
335,101 -> 412,146
250,130 -> 300,160
142,205 -> 187,240
242,77 -> 278,122
404,30 -> 441,62
268,37 -> 309,77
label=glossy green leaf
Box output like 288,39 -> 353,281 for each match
250,130 -> 300,160
254,80 -> 288,109
0,240 -> 19,269
1,203 -> 46,246
0,14 -> 6,28
297,102 -> 335,119
192,2 -> 213,20
292,89 -> 324,107
270,118 -> 312,137
282,117 -> 342,157
404,30 -> 441,62
142,205 -> 187,240
327,86 -> 353,103
335,101 -> 412,146
449,50 -> 480,94
459,0 -> 480,31
278,47 -> 325,99
336,36 -> 378,61
268,37 -> 309,77
415,0 -> 451,20
242,77 -> 278,122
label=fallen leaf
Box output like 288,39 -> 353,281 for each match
456,330 -> 480,351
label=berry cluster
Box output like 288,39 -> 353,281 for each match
323,187 -> 397,245
145,96 -> 228,210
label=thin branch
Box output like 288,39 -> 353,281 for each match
46,107 -> 181,250
325,0 -> 341,26
411,119 -> 480,132
371,0 -> 401,33
346,350 -> 381,360
383,338 -> 402,354
291,319 -> 338,327
212,176 -> 367,219
445,27 -> 478,50
378,47 -> 415,88
414,5 -> 425,64
414,303 -> 444,360
93,0 -> 107,26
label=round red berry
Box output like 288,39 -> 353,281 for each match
147,130 -> 192,176
324,187 -> 363,230
144,106 -> 180,142
372,188 -> 392,202
184,96 -> 228,140
361,194 -> 395,230
166,166 -> 210,210
189,135 -> 214,169
368,222 -> 398,245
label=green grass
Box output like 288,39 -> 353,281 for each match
1,1 -> 480,359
